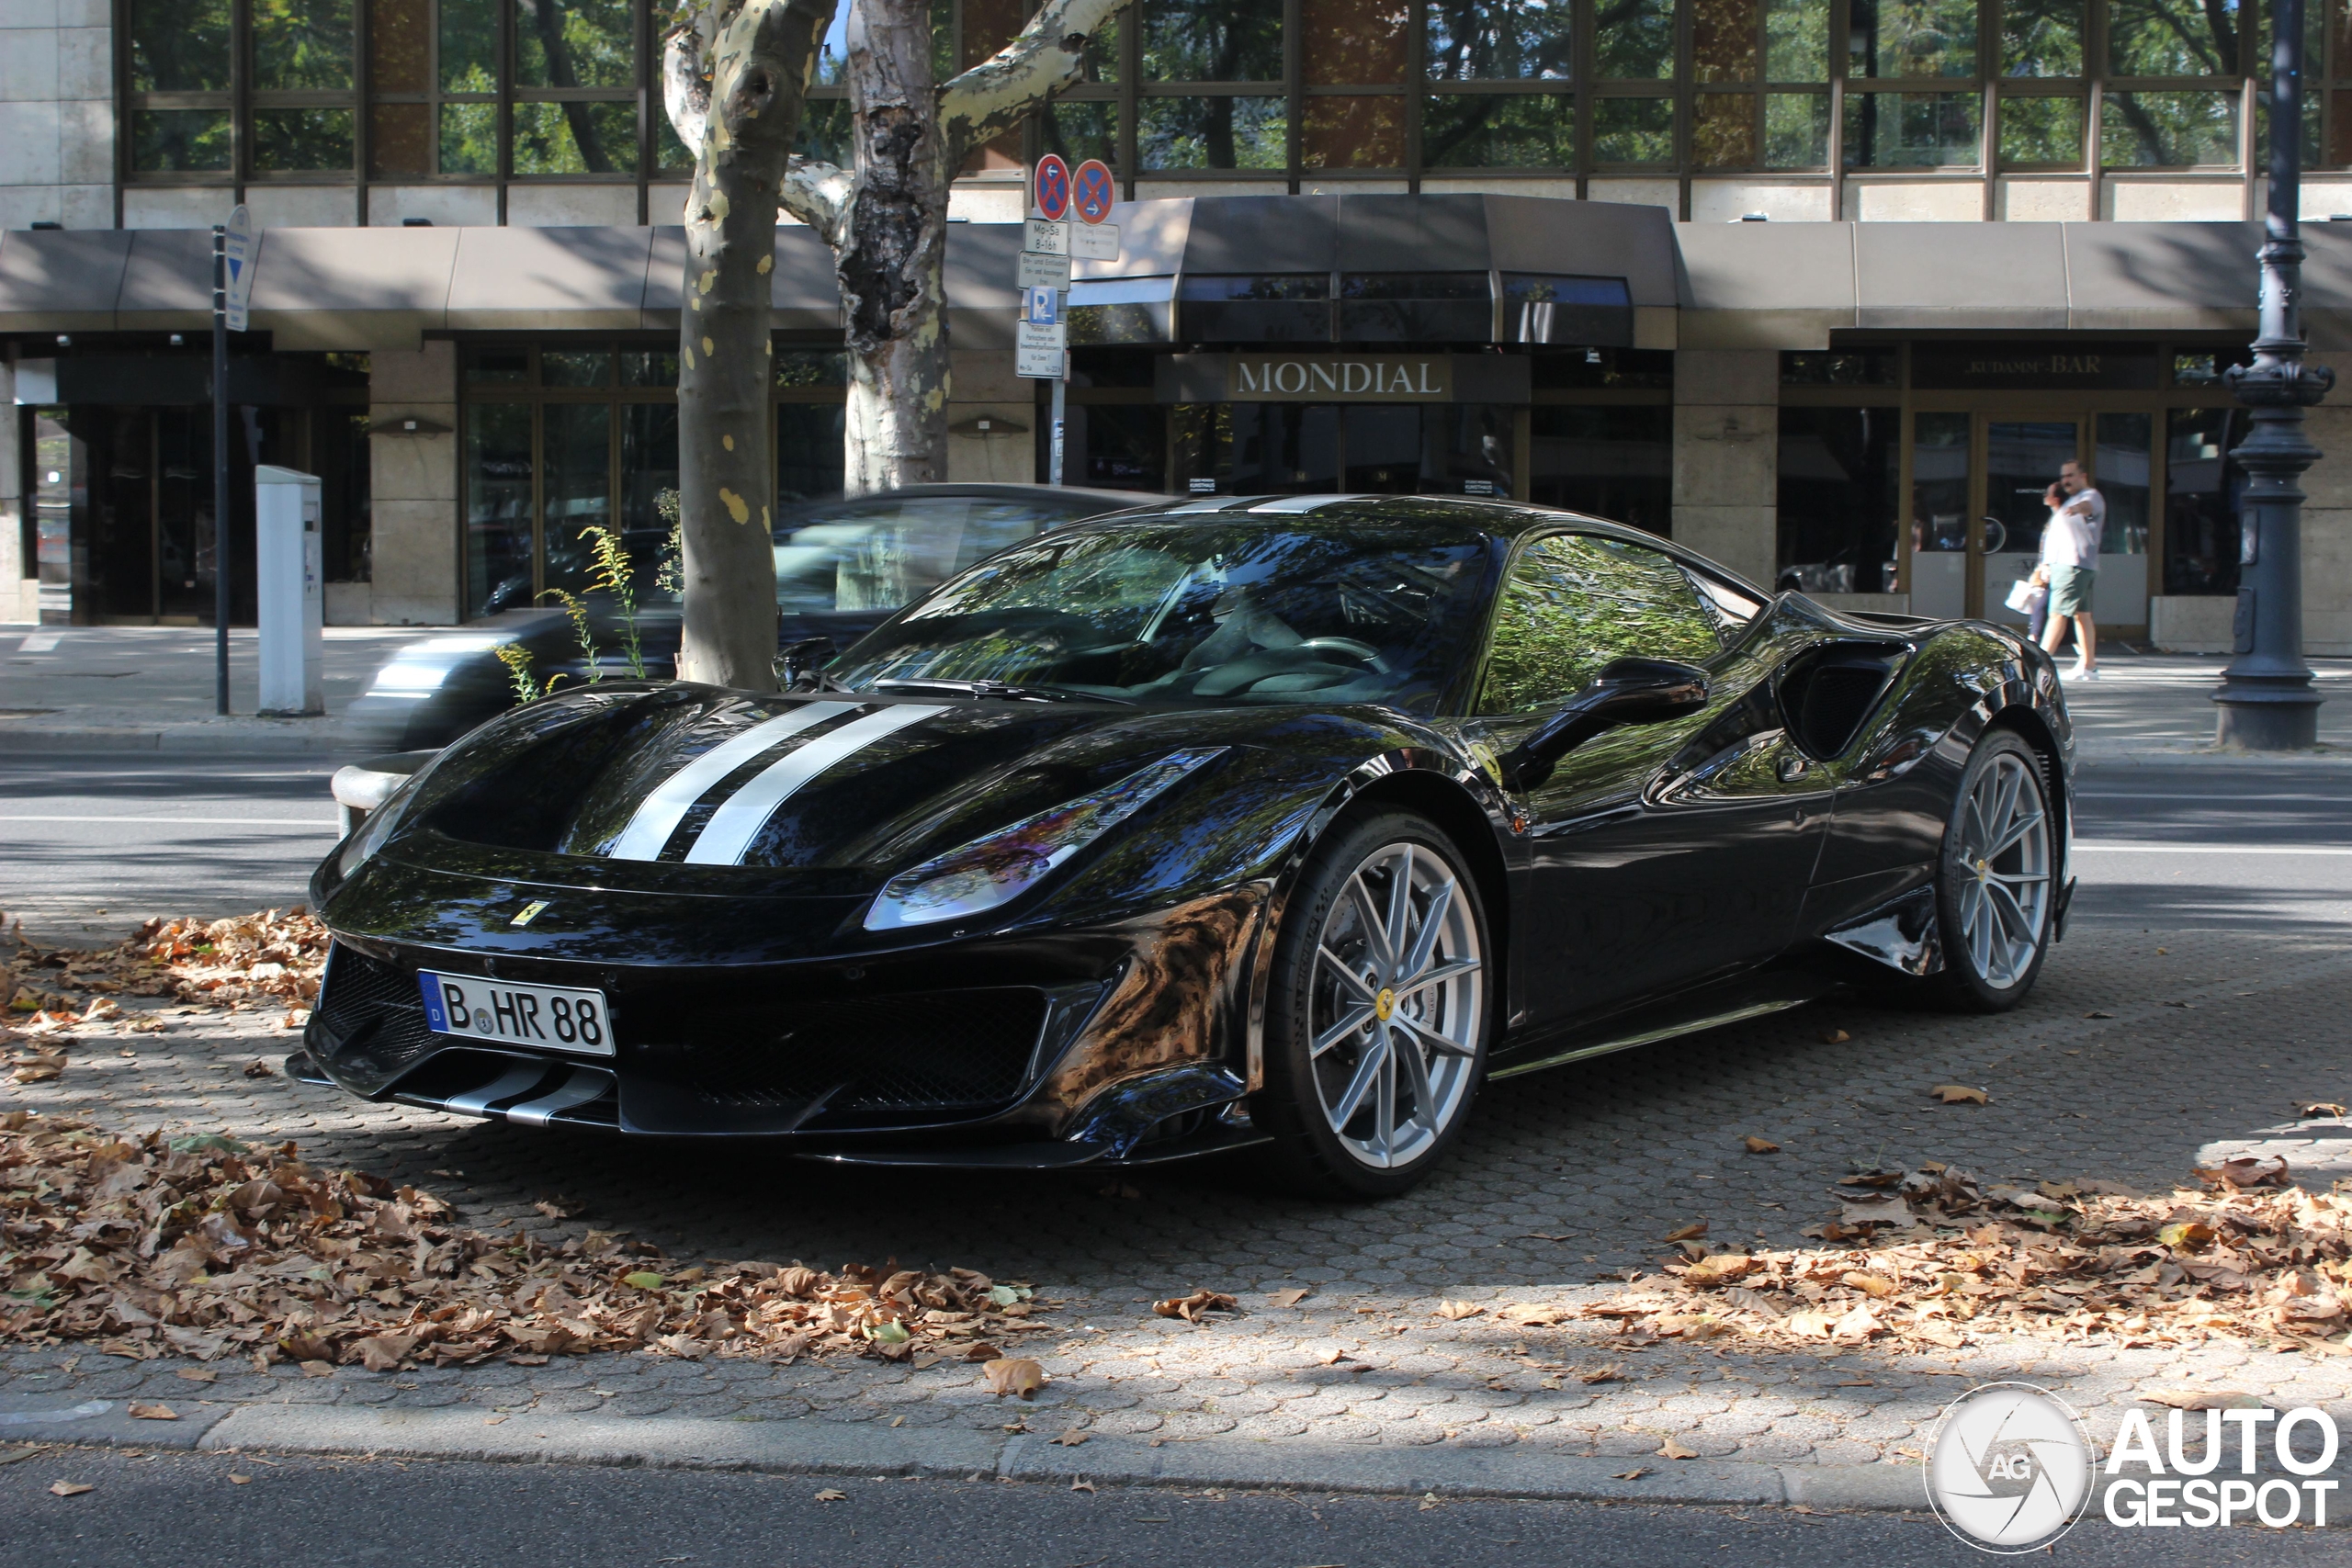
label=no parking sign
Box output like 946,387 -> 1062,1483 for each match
1072,160 -> 1114,224
1033,154 -> 1071,220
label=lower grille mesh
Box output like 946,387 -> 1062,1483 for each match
627,987 -> 1047,1117
315,945 -> 437,1070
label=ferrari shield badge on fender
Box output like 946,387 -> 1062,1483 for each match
510,900 -> 549,927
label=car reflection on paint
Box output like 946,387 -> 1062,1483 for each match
306,492 -> 2074,1197
348,483 -> 1159,751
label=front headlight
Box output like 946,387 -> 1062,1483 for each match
863,748 -> 1226,931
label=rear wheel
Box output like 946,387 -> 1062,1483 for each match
1925,730 -> 2056,1010
1256,812 -> 1492,1198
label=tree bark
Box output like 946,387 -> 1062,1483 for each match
668,0 -> 833,692
777,0 -> 1128,495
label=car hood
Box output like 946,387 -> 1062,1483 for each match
351,683 -> 1392,908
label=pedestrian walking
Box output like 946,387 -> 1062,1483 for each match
2034,458 -> 2103,680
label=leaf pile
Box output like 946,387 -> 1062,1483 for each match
5,908 -> 329,1026
1576,1156 -> 2352,1353
0,1111 -> 1053,1372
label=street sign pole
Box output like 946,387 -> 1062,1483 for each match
1020,160 -> 1077,485
211,223 -> 230,716
1050,368 -> 1066,488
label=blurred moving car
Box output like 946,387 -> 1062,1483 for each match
349,484 -> 1156,750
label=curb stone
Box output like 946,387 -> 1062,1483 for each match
0,1394 -> 233,1450
0,720 -> 361,757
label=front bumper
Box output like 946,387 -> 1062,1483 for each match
302,885 -> 1272,1168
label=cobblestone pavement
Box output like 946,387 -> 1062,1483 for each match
7,921 -> 2352,1481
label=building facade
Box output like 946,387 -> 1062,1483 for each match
5,0 -> 2352,649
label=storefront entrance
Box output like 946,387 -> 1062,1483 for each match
1168,401 -> 1519,498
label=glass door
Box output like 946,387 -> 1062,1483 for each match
1907,412 -> 1973,619
1979,419 -> 2081,626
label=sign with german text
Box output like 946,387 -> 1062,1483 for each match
1227,355 -> 1454,401
1069,223 -> 1120,261
1016,249 -> 1072,289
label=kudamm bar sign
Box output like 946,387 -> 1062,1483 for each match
1232,355 -> 1451,400
1153,354 -> 1530,404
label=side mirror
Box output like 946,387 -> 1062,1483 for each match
1498,656 -> 1712,791
777,635 -> 836,692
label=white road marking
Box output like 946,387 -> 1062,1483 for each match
2073,840 -> 2352,855
0,815 -> 337,827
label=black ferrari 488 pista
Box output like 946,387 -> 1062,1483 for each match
303,493 -> 2072,1195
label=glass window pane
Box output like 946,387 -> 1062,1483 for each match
370,0 -> 429,93
2254,90 -> 2325,167
620,403 -> 681,601
1693,93 -> 1758,164
778,403 -> 848,507
2101,90 -> 2238,165
513,101 -> 639,175
1425,0 -> 1574,80
517,0 -> 635,88
1305,0 -> 1408,82
1910,411 -> 1972,555
130,0 -> 230,92
1847,0 -> 1979,78
2000,95 -> 2084,163
441,0 -> 498,92
1777,409 -> 1898,594
2002,0 -> 2083,75
620,349 -> 679,387
542,350 -> 612,388
1594,96 -> 1676,159
1843,90 -> 1982,165
792,99 -> 853,164
370,103 -> 433,176
254,108 -> 355,172
1301,95 -> 1406,166
1078,405 -> 1166,491
440,104 -> 499,174
1595,0 -> 1676,75
2093,412 -> 2151,556
1041,99 -> 1120,166
776,351 -> 851,386
1139,96 -> 1289,169
1694,0 -> 1759,82
1766,0 -> 1830,79
541,403 -> 613,600
466,402 -> 535,620
132,111 -> 232,173
1422,92 -> 1576,164
1481,534 -> 1720,714
1529,406 -> 1671,536
467,345 -> 532,385
1172,403 -> 1340,493
1766,92 -> 1831,163
254,0 -> 353,91
1142,0 -> 1283,80
1341,404 -> 1515,498
2108,0 -> 2239,75
2165,407 -> 2248,595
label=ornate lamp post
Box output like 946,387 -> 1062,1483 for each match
2216,0 -> 2335,749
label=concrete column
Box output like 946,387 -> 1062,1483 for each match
1671,350 -> 1780,587
0,363 -> 26,625
2298,353 -> 2352,655
945,348 -> 1036,484
367,343 -> 461,626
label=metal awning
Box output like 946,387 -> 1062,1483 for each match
0,197 -> 2344,351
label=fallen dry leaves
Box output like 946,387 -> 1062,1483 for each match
1744,1136 -> 1780,1154
1570,1156 -> 2352,1354
983,1357 -> 1046,1399
0,1111 -> 1052,1371
1930,1085 -> 1989,1105
1151,1290 -> 1237,1323
48,1480 -> 92,1497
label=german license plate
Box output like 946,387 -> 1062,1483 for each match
417,970 -> 612,1057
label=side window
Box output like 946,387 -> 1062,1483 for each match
1690,570 -> 1768,637
1480,534 -> 1724,714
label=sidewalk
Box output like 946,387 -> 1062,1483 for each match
6,626 -> 2352,762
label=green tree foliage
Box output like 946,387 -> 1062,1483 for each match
1480,534 -> 1721,714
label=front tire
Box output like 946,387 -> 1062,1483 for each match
1256,812 -> 1492,1198
1924,729 -> 2056,1011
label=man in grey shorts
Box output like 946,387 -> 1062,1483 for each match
2033,458 -> 2103,680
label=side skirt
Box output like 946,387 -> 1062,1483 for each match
1487,972 -> 1833,1081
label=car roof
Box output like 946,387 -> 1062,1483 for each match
1053,492 -> 1772,597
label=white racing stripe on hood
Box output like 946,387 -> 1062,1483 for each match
606,700 -> 861,862
684,704 -> 949,867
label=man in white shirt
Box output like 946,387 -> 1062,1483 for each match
2033,459 -> 2104,679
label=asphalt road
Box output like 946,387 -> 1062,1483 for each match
1,1447 -> 2339,1568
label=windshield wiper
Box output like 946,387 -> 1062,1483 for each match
869,678 -> 1136,706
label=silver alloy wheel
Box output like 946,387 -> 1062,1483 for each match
1954,750 -> 2052,988
1306,840 -> 1484,1169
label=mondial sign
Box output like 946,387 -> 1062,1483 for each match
1227,355 -> 1453,401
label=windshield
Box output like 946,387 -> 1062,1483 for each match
831,518 -> 1496,711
